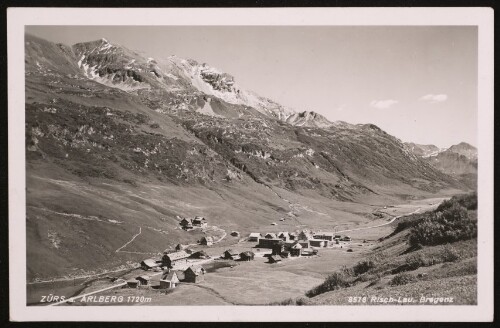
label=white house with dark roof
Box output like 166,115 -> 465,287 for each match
160,271 -> 180,289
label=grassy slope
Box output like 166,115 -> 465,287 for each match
300,195 -> 478,305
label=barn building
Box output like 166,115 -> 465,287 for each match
277,232 -> 291,241
184,265 -> 206,283
127,279 -> 139,288
179,218 -> 191,227
264,233 -> 277,239
268,255 -> 282,263
190,250 -> 210,259
162,250 -> 189,268
223,249 -> 240,260
200,236 -> 213,246
309,239 -> 327,248
140,258 -> 161,270
313,232 -> 335,241
192,216 -> 208,227
248,232 -> 262,242
290,242 -> 303,257
135,275 -> 151,286
258,238 -> 282,249
272,241 -> 286,256
239,251 -> 255,261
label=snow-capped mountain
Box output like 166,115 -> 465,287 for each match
404,142 -> 445,158
71,38 -> 297,121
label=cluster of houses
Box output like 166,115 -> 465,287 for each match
129,226 -> 354,291
248,230 -> 351,261
137,243 -> 206,270
221,249 -> 255,261
127,265 -> 207,290
179,216 -> 208,231
132,244 -> 211,290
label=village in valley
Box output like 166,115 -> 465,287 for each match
59,213 -> 362,305
128,215 -> 353,291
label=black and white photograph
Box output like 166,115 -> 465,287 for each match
7,7 -> 493,322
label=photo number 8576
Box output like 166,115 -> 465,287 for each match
348,297 -> 367,303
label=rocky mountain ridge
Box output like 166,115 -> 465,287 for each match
71,37 -> 297,122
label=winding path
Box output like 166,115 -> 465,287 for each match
336,207 -> 422,233
116,227 -> 142,253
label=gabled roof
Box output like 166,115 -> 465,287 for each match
164,250 -> 190,261
192,217 -> 206,224
277,232 -> 290,237
136,275 -> 151,281
291,242 -> 303,249
190,250 -> 209,257
141,258 -> 159,267
265,233 -> 277,239
224,249 -> 239,255
249,232 -> 262,237
270,255 -> 282,262
185,265 -> 205,276
180,218 -> 190,224
163,271 -> 179,281
240,251 -> 255,257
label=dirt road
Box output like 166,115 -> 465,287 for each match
336,207 -> 422,233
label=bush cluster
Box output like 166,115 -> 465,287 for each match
390,272 -> 417,286
437,192 -> 477,211
306,266 -> 354,297
409,196 -> 477,247
353,259 -> 376,275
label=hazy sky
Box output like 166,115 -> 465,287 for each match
26,26 -> 478,148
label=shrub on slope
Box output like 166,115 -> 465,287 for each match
408,203 -> 477,247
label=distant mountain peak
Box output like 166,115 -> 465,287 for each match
285,110 -> 334,128
448,142 -> 477,160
